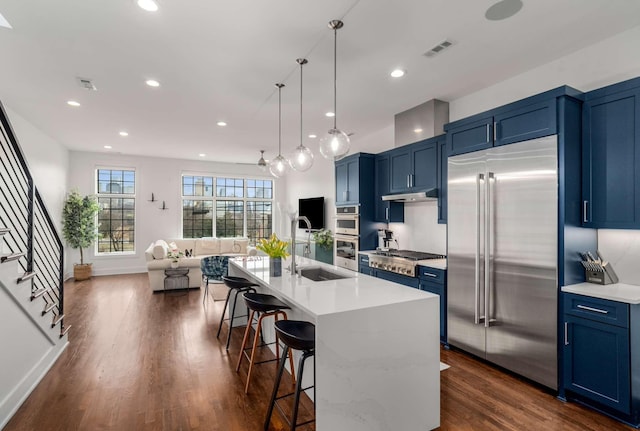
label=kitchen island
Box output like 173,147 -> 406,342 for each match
229,256 -> 440,431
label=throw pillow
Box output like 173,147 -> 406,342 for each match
152,239 -> 169,260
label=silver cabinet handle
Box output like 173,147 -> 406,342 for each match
564,322 -> 569,345
583,200 -> 588,223
493,122 -> 497,141
385,207 -> 389,220
422,272 -> 437,278
407,174 -> 410,189
474,173 -> 484,325
577,304 -> 608,314
486,124 -> 490,143
485,172 -> 494,328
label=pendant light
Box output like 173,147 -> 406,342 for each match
257,150 -> 267,171
269,83 -> 289,178
319,20 -> 350,161
289,58 -> 314,172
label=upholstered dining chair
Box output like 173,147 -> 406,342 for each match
201,256 -> 229,304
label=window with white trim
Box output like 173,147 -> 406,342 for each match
96,168 -> 136,253
181,175 -> 273,243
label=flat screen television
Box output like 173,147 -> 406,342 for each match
298,197 -> 324,230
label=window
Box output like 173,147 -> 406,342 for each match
181,175 -> 273,243
96,169 -> 135,253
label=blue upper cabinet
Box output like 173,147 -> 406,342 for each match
389,136 -> 439,194
437,138 -> 447,224
335,153 -> 375,207
374,153 -> 403,222
582,77 -> 640,228
445,88 -> 570,156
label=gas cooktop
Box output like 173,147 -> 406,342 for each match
373,250 -> 446,261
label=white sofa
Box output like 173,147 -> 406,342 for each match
144,238 -> 256,292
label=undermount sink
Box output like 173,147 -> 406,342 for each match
299,267 -> 353,282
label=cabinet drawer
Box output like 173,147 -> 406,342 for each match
417,266 -> 445,284
564,293 -> 629,328
358,254 -> 370,266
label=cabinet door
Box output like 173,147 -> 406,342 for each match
437,138 -> 447,224
582,89 -> 640,228
411,140 -> 437,191
389,148 -> 412,193
494,99 -> 557,147
375,270 -> 420,288
563,315 -> 630,413
374,155 -> 403,222
335,160 -> 349,205
446,116 -> 493,156
346,158 -> 360,203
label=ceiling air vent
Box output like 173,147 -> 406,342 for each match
423,40 -> 453,58
76,77 -> 97,91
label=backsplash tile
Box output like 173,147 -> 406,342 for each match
598,229 -> 640,286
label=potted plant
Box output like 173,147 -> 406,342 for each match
167,249 -> 184,269
313,229 -> 334,265
62,190 -> 100,281
256,233 -> 290,277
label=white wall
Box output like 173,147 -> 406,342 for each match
67,151 -> 283,277
5,107 -> 69,230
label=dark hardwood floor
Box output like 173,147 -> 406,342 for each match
3,273 -> 633,431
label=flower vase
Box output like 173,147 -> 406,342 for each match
171,261 -> 179,269
269,257 -> 282,277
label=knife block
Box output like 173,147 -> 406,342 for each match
584,262 -> 619,285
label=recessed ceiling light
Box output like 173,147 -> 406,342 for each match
485,0 -> 523,21
308,134 -> 317,139
216,121 -> 227,127
325,112 -> 335,118
137,0 -> 159,12
104,145 -> 112,149
119,131 -> 129,137
0,12 -> 13,29
414,128 -> 423,133
145,79 -> 160,87
390,69 -> 406,78
67,100 -> 80,107
199,153 -> 206,157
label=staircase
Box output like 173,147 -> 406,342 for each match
0,101 -> 68,428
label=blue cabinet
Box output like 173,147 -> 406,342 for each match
374,153 -> 404,223
335,155 -> 362,205
582,77 -> 640,228
562,293 -> 640,425
445,89 -> 564,156
437,139 -> 447,224
389,137 -> 439,194
418,266 -> 446,342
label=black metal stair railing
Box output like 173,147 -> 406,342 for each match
0,100 -> 67,337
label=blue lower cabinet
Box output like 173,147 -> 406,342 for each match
562,293 -> 640,426
418,266 -> 446,343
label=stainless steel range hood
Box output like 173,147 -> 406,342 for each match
382,189 -> 438,202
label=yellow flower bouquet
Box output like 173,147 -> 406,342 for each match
256,233 -> 290,258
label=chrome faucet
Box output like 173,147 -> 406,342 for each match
290,215 -> 311,275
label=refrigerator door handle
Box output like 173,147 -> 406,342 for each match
475,173 -> 485,325
485,172 -> 495,328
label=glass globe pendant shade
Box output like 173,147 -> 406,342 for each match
289,145 -> 314,172
269,154 -> 289,178
319,128 -> 350,160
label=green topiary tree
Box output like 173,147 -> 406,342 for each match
62,190 -> 100,265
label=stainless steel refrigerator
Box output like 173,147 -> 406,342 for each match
447,135 -> 558,389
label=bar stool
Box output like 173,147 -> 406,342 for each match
264,320 -> 316,431
236,292 -> 295,394
217,276 -> 258,350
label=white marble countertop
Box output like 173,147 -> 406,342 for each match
562,282 -> 640,304
359,250 -> 447,270
230,256 -> 437,317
